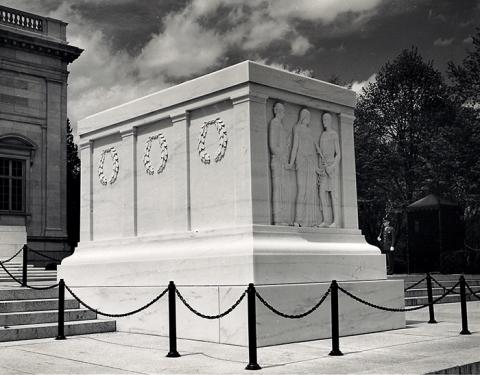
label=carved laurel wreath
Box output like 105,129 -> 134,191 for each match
143,133 -> 168,175
98,147 -> 119,186
197,118 -> 228,164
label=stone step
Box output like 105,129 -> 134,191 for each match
0,288 -> 58,301
0,298 -> 79,313
405,279 -> 480,288
0,308 -> 97,326
405,286 -> 480,298
393,274 -> 480,283
405,293 -> 480,306
0,319 -> 116,342
0,271 -> 57,278
0,277 -> 57,284
0,273 -> 57,278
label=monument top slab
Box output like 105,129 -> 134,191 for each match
78,60 -> 356,137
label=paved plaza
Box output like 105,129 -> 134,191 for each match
0,301 -> 479,374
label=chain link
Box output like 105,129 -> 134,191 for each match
338,281 -> 460,312
0,247 -> 24,265
430,275 -> 460,295
255,287 -> 331,319
404,276 -> 427,291
175,288 -> 246,319
465,281 -> 480,301
65,284 -> 168,318
0,260 -> 59,290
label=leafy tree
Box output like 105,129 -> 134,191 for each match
66,119 -> 80,249
448,29 -> 480,108
448,29 -> 480,250
354,48 -> 461,266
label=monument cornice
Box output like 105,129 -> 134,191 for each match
0,27 -> 83,64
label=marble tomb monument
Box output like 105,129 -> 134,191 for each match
59,61 -> 405,346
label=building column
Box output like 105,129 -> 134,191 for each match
79,140 -> 93,241
339,112 -> 359,229
171,112 -> 190,232
120,128 -> 137,237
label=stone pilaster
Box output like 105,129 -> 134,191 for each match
171,112 -> 190,231
79,140 -> 93,241
232,94 -> 269,225
120,128 -> 137,237
339,112 -> 358,229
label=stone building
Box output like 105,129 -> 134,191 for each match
0,5 -> 82,263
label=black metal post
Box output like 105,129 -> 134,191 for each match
329,280 -> 343,356
55,279 -> 66,340
245,283 -> 261,370
22,244 -> 28,287
166,281 -> 180,357
426,273 -> 437,324
459,275 -> 471,335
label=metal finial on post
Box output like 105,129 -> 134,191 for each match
22,244 -> 28,287
245,283 -> 261,370
329,280 -> 343,356
55,279 -> 66,340
166,281 -> 181,357
426,273 -> 437,324
459,275 -> 471,335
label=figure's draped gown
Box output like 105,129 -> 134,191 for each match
270,120 -> 296,225
294,126 -> 321,227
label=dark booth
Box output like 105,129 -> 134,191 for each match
407,194 -> 463,273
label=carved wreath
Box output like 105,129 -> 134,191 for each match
197,118 -> 228,164
143,133 -> 168,175
98,147 -> 119,186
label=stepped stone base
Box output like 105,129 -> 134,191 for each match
59,225 -> 405,346
59,280 -> 404,347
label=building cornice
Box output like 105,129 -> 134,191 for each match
0,27 -> 83,64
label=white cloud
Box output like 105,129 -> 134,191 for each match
463,36 -> 473,44
351,73 -> 376,95
290,35 -> 313,56
137,6 -> 226,79
266,0 -> 383,22
433,37 -> 454,46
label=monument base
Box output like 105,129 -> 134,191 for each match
59,225 -> 405,345
57,280 -> 404,346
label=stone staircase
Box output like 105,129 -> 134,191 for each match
0,261 -> 57,284
0,261 -> 116,342
389,274 -> 480,306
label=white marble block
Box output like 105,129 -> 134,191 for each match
60,61 -> 405,345
0,225 -> 26,259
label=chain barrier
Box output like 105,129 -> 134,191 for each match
338,281 -> 460,312
0,247 -> 23,265
430,275 -> 460,295
28,248 -> 61,262
64,284 -> 168,318
465,281 -> 480,301
175,288 -> 246,319
255,287 -> 331,319
404,276 -> 427,291
0,260 -> 59,290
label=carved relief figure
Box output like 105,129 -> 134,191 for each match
287,108 -> 321,227
269,102 -> 296,225
316,112 -> 341,227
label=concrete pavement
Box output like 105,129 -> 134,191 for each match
0,302 -> 479,374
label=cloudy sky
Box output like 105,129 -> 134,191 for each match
4,0 -> 479,131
